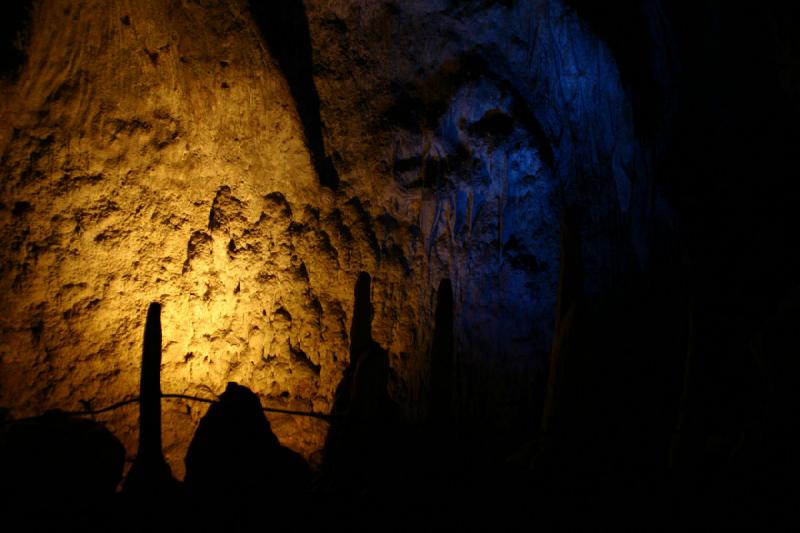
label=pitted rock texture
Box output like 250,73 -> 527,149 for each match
0,0 -> 338,478
0,0 -> 660,477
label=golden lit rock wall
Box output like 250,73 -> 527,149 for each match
0,0 -> 428,478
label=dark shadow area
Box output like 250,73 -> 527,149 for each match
0,1 -> 32,80
655,5 -> 800,529
563,0 -> 670,138
525,4 -> 800,528
248,0 -> 339,190
319,272 -> 401,522
0,413 -> 125,530
184,382 -> 311,530
322,272 -> 373,433
429,278 -> 454,426
349,271 -> 373,366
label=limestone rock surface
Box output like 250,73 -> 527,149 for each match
0,0 -> 658,477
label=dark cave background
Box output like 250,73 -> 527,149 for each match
1,0 -> 800,530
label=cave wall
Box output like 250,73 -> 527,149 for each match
303,0 -> 665,437
0,0 -> 664,476
1,0 -> 343,476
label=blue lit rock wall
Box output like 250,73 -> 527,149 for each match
306,0 -> 666,431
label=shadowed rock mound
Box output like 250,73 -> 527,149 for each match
322,273 -> 399,495
0,412 -> 125,529
184,382 -> 311,527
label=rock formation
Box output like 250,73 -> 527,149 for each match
4,0 -> 641,476
4,9 -> 797,527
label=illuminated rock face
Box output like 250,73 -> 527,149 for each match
0,0 -> 650,477
0,0 -> 338,477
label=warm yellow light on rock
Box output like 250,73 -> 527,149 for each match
0,0 -> 352,479
0,0 -> 456,482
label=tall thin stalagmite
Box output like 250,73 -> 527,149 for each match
123,302 -> 174,495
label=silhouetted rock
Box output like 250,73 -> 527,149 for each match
184,382 -> 310,528
322,273 -> 399,495
123,302 -> 176,498
429,278 -> 455,426
0,412 -> 124,516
